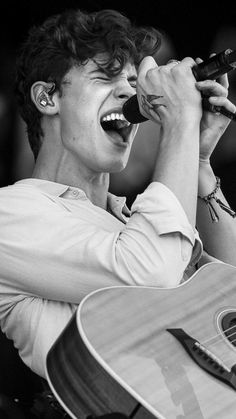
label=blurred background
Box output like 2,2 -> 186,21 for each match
0,0 -> 236,207
0,1 -> 236,414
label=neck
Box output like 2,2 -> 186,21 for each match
32,144 -> 110,210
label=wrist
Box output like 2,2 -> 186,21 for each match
160,101 -> 201,127
198,176 -> 236,223
198,162 -> 216,197
199,158 -> 210,166
161,116 -> 200,145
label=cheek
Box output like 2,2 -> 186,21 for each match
60,93 -> 91,130
60,106 -> 97,146
60,119 -> 101,165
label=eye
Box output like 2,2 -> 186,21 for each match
96,77 -> 111,82
130,82 -> 137,89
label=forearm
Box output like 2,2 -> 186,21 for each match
197,161 -> 236,265
152,121 -> 200,229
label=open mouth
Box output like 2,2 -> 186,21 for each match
100,112 -> 132,142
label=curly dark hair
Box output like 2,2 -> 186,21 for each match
15,8 -> 161,159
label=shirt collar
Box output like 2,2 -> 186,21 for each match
15,178 -> 69,197
15,178 -> 131,222
107,192 -> 131,222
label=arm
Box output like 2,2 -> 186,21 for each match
136,56 -> 202,228
197,161 -> 236,265
195,71 -> 236,266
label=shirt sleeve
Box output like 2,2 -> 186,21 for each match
0,182 -> 202,302
0,294 -> 77,379
131,182 -> 202,266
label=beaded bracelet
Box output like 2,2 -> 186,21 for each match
198,176 -> 236,223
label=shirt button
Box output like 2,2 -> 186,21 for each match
72,190 -> 79,198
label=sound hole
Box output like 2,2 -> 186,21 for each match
221,312 -> 236,347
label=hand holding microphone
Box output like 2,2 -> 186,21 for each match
123,49 -> 236,123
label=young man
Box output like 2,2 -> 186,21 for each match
0,8 -> 235,379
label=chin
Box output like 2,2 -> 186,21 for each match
109,159 -> 128,173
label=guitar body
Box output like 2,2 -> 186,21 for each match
46,262 -> 236,419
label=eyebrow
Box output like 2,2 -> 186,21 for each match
88,69 -> 137,81
88,69 -> 107,75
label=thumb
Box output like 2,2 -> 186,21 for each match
138,56 -> 158,78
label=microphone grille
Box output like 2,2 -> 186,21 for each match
122,95 -> 148,124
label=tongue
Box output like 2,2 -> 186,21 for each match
107,130 -> 125,143
115,120 -> 130,129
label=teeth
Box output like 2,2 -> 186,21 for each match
101,113 -> 130,126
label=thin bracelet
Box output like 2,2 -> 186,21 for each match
198,176 -> 236,223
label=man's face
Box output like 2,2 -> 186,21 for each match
57,55 -> 139,175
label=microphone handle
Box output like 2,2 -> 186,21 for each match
192,48 -> 236,80
123,49 -> 236,123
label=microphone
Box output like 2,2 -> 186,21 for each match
123,48 -> 236,124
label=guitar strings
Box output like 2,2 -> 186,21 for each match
195,325 -> 236,368
200,324 -> 236,348
229,336 -> 236,345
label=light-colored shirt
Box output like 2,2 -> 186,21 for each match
0,178 -> 202,378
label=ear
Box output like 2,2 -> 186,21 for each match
31,81 -> 59,114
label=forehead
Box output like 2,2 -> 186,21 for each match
91,52 -> 137,72
79,54 -> 137,77
61,54 -> 137,88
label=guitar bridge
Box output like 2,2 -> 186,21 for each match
167,328 -> 236,391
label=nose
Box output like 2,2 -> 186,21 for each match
113,79 -> 136,101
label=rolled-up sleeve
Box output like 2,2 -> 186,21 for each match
133,182 -> 197,242
114,182 -> 202,287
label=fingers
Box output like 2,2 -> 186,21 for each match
196,79 -> 228,98
139,55 -> 196,76
218,73 -> 229,89
165,56 -> 197,71
180,56 -> 197,68
195,57 -> 203,65
167,59 -> 181,65
208,96 -> 236,114
138,56 -> 158,77
166,59 -> 181,69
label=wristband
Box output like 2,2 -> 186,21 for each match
198,176 -> 236,222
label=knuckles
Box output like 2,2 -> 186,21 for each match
137,56 -> 200,93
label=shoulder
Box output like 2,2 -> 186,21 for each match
0,180 -> 43,200
0,180 -> 61,214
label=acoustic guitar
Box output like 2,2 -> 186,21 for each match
46,262 -> 236,419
